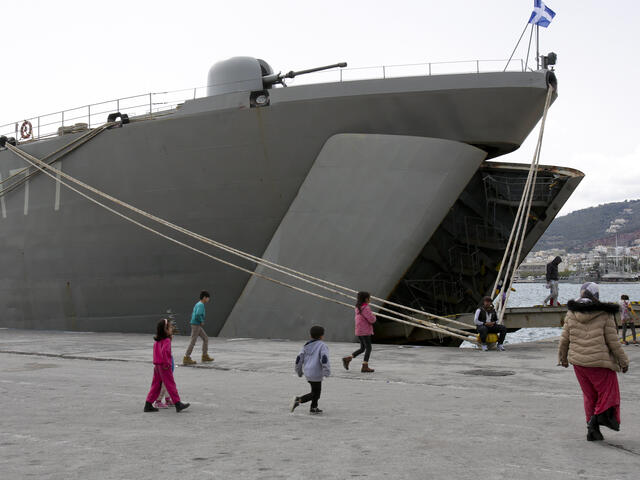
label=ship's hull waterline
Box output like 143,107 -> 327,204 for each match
0,71 -> 564,341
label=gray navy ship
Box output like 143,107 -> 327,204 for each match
0,56 -> 583,342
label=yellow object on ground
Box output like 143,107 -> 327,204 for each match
477,333 -> 500,344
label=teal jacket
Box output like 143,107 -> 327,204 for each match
190,301 -> 206,325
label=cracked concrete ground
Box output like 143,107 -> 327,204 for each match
1,328 -> 639,480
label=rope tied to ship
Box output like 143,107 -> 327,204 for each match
492,85 -> 555,323
3,139 -> 478,343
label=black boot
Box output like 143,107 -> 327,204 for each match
144,401 -> 158,412
596,407 -> 620,431
175,401 -> 190,412
587,415 -> 604,441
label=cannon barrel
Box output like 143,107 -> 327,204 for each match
262,62 -> 347,86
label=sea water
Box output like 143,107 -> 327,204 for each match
508,282 -> 640,307
460,282 -> 640,347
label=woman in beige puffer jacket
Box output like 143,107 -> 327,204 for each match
558,282 -> 629,442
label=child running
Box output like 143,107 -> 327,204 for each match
144,319 -> 190,413
290,325 -> 331,415
620,294 -> 638,345
342,291 -> 376,373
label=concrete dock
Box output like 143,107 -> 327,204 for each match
1,329 -> 639,479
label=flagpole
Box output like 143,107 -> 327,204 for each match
504,21 -> 531,72
536,24 -> 540,69
524,23 -> 535,70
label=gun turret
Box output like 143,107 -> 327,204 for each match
262,62 -> 347,87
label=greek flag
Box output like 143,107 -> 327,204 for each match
528,0 -> 556,28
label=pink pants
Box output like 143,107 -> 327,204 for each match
573,365 -> 620,424
146,365 -> 181,404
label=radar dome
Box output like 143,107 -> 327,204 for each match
206,57 -> 274,97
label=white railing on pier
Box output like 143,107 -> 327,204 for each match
1,58 -> 525,142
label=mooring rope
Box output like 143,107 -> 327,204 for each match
493,85 -> 555,323
4,141 -> 477,342
0,124 -> 112,197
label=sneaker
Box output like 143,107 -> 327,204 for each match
144,401 -> 159,412
183,356 -> 196,365
496,344 -> 505,351
290,396 -> 300,413
175,401 -> 190,413
165,397 -> 174,406
342,356 -> 352,370
202,354 -> 214,363
480,344 -> 488,352
309,407 -> 323,415
153,401 -> 168,409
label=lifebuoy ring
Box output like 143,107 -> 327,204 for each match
20,120 -> 33,139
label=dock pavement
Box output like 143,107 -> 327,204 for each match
1,328 -> 639,479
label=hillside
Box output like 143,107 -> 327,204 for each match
534,199 -> 640,252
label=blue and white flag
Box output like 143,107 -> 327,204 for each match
528,0 -> 556,28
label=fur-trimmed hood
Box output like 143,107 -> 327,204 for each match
560,300 -> 628,371
567,300 -> 619,314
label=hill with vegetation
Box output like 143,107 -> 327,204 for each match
534,199 -> 640,252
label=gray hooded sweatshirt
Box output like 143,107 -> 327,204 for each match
295,339 -> 331,382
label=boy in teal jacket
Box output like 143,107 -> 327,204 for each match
183,290 -> 214,365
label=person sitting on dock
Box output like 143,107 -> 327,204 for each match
474,296 -> 507,351
543,256 -> 562,306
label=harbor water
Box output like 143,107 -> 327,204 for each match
509,282 -> 640,307
462,282 -> 640,347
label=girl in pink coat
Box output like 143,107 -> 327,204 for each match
144,319 -> 190,413
342,291 -> 377,373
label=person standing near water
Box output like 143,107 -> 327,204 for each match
342,291 -> 377,373
183,291 -> 214,365
619,294 -> 638,345
558,282 -> 629,442
543,256 -> 562,306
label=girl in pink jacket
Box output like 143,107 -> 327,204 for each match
342,291 -> 377,373
144,319 -> 190,413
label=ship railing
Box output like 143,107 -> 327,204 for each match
448,244 -> 482,276
289,58 -> 526,85
447,215 -> 509,248
0,58 -> 525,142
483,174 -> 558,205
403,276 -> 467,317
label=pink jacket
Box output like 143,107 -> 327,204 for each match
153,337 -> 173,368
355,303 -> 376,336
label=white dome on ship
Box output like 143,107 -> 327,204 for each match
206,57 -> 274,97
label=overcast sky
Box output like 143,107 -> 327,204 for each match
1,0 -> 638,216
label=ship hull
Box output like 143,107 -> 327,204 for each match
0,71 -> 563,339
